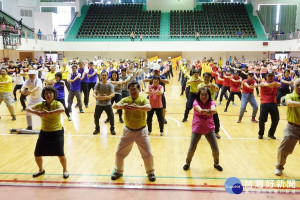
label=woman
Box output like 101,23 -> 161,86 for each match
276,70 -> 293,105
12,67 -> 24,102
26,86 -> 69,179
224,71 -> 242,112
146,76 -> 164,136
183,87 -> 222,171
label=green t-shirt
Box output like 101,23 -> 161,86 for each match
285,92 -> 300,125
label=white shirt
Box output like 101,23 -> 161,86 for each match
15,73 -> 24,85
22,77 -> 43,101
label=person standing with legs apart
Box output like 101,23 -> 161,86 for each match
111,81 -> 156,182
67,65 -> 84,113
87,62 -> 98,108
258,72 -> 281,139
237,72 -> 259,123
21,70 -> 43,130
224,71 -> 242,112
183,87 -> 223,172
93,71 -> 116,135
78,62 -> 89,108
27,86 -> 69,179
274,78 -> 300,176
0,68 -> 16,120
146,76 -> 164,136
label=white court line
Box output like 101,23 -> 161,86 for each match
220,123 -> 231,139
165,117 -> 181,127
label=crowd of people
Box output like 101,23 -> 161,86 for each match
0,54 -> 299,180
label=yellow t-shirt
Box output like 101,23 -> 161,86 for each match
60,67 -> 69,80
285,92 -> 300,125
0,75 -> 13,92
120,95 -> 149,129
198,82 -> 216,99
188,76 -> 201,94
46,71 -> 56,84
35,100 -> 63,132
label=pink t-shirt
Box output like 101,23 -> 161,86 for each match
148,84 -> 163,108
192,100 -> 216,135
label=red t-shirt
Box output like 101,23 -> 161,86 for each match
260,81 -> 278,104
230,76 -> 241,92
211,66 -> 217,77
216,72 -> 223,85
242,79 -> 256,94
223,73 -> 231,87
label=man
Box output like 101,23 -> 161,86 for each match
275,78 -> 300,176
67,65 -> 84,113
53,29 -> 57,41
167,57 -> 174,79
111,81 -> 156,182
258,72 -> 281,139
21,70 -> 43,130
87,62 -> 97,107
93,71 -> 115,135
45,66 -> 56,86
237,72 -> 259,123
77,61 -> 89,108
0,68 -> 16,120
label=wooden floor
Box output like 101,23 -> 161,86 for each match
0,70 -> 300,199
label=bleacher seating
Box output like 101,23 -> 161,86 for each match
170,3 -> 257,38
77,4 -> 161,38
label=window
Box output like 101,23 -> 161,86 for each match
20,9 -> 33,17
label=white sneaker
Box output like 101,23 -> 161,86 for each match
274,168 -> 282,176
68,116 -> 72,121
160,132 -> 164,136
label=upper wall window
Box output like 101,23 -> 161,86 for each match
20,9 -> 33,17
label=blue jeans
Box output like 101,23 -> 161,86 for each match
239,93 -> 258,119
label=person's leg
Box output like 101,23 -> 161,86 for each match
82,82 -> 89,107
258,104 -> 269,137
94,106 -> 103,131
219,86 -> 226,103
57,99 -> 70,118
213,112 -> 220,138
13,85 -> 18,100
74,91 -> 83,111
268,104 -> 279,137
3,92 -> 16,117
183,92 -> 196,121
224,92 -> 234,111
276,135 -> 298,172
156,108 -> 164,133
105,106 -> 115,133
58,156 -> 67,172
67,90 -> 75,112
204,132 -> 220,166
185,132 -> 202,165
248,94 -> 258,120
238,93 -> 248,120
20,94 -> 27,110
35,157 -> 43,172
147,109 -> 155,133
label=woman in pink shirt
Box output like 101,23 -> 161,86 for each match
183,87 -> 223,172
146,76 -> 164,136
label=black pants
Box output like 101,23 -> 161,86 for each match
111,93 -> 122,119
169,66 -> 174,78
225,91 -> 241,110
181,77 -> 187,95
219,86 -> 231,102
20,93 -> 27,109
87,82 -> 96,105
213,112 -> 220,133
258,103 -> 279,137
147,108 -> 164,132
183,92 -> 198,120
80,82 -> 89,106
13,84 -> 22,100
276,88 -> 290,105
94,105 -> 115,131
62,79 -> 70,91
57,98 -> 70,117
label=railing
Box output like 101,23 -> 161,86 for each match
0,10 -> 34,32
40,0 -> 75,2
64,12 -> 78,35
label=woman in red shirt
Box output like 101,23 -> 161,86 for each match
224,71 -> 242,112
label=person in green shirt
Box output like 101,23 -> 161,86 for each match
26,86 -> 69,179
275,78 -> 300,176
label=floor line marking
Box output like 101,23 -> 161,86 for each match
220,123 -> 231,139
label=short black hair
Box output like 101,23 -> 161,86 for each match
41,85 -> 57,100
203,72 -> 212,77
55,72 -> 62,80
196,87 -> 212,103
128,81 -> 141,89
110,70 -> 119,81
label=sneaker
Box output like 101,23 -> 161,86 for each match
63,171 -> 69,179
119,118 -> 124,123
148,132 -> 151,135
274,168 -> 282,176
85,104 -> 88,108
268,135 -> 276,139
148,173 -> 156,182
93,129 -> 100,135
80,110 -> 84,113
258,135 -> 263,139
104,118 -> 109,123
32,170 -> 45,178
160,132 -> 164,136
251,118 -> 258,123
111,172 -> 123,180
164,118 -> 167,124
12,99 -> 17,103
214,164 -> 223,171
183,164 -> 190,171
218,102 -> 221,106
21,109 -> 26,112
224,109 -> 227,112
68,116 -> 72,121
26,126 -> 32,130
182,118 -> 187,122
111,130 -> 116,135
12,116 -> 16,121
237,118 -> 241,123
232,102 -> 237,106
215,133 -> 221,139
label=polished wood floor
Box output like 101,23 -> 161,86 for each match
0,70 -> 299,196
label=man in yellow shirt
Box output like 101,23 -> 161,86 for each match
111,81 -> 156,182
0,68 -> 16,120
275,78 -> 300,176
45,66 -> 56,86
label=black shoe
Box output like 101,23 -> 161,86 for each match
268,135 -> 276,139
183,164 -> 190,171
12,116 -> 16,121
164,118 -> 167,124
85,104 -> 88,108
258,135 -> 263,139
93,129 -> 100,135
111,172 -> 123,180
215,133 -> 221,139
63,171 -> 69,179
224,109 -> 227,112
111,130 -> 116,135
214,164 -> 223,171
104,118 -> 109,123
33,170 -> 45,178
148,173 -> 156,182
26,126 -> 32,130
119,118 -> 124,123
182,118 -> 187,122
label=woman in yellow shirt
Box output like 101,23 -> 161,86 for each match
26,86 -> 69,179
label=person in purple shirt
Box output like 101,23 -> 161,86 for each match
87,62 -> 97,107
77,62 -> 89,108
276,70 -> 294,105
54,72 -> 71,121
183,87 -> 223,172
67,65 -> 84,113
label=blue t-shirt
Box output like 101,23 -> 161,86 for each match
54,81 -> 65,99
